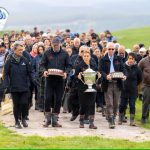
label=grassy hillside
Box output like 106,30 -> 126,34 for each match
113,26 -> 150,49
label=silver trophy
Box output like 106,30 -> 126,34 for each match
82,68 -> 97,92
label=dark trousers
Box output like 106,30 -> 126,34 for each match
96,92 -> 105,108
45,78 -> 64,113
119,97 -> 136,114
68,88 -> 79,116
78,91 -> 96,116
11,92 -> 29,122
142,86 -> 150,118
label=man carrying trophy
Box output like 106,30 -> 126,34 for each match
75,48 -> 101,129
40,36 -> 71,127
100,42 -> 126,129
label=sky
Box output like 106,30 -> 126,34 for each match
1,0 -> 150,32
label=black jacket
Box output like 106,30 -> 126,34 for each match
121,63 -> 142,98
3,55 -> 33,92
40,48 -> 71,74
75,60 -> 98,92
99,54 -> 126,92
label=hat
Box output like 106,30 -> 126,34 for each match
52,36 -> 61,45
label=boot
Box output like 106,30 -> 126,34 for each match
22,119 -> 28,127
79,115 -> 85,128
102,107 -> 106,117
52,113 -> 62,127
130,114 -> 136,126
15,121 -> 22,129
118,113 -> 123,125
35,101 -> 39,110
43,112 -> 51,127
108,115 -> 115,129
89,115 -> 97,129
122,115 -> 127,123
141,116 -> 147,124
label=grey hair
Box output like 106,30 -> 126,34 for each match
13,41 -> 24,50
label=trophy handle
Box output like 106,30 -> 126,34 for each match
78,72 -> 85,84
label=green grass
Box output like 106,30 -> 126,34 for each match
113,26 -> 150,49
0,124 -> 150,149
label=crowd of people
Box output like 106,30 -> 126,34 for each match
0,27 -> 150,130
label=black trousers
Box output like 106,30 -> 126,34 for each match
78,91 -> 96,116
119,97 -> 136,114
96,92 -> 105,108
68,88 -> 79,116
11,92 -> 29,122
45,78 -> 64,113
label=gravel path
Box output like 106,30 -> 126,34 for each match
1,107 -> 150,142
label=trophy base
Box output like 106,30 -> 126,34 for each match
84,88 -> 96,93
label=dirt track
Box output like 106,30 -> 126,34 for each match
1,106 -> 150,142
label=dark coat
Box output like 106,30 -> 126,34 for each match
32,54 -> 43,78
3,55 -> 33,92
72,46 -> 80,55
75,60 -> 98,92
99,54 -> 126,92
121,63 -> 142,99
40,48 -> 71,74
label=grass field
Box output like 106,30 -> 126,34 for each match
1,123 -> 150,149
0,27 -> 150,148
113,26 -> 150,49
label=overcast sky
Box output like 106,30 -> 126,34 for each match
1,0 -> 150,32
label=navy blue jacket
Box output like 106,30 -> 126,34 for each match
3,55 -> 33,92
121,63 -> 142,99
99,54 -> 126,92
32,54 -> 43,78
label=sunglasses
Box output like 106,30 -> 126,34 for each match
108,48 -> 114,51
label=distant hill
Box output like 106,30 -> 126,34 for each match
1,0 -> 150,32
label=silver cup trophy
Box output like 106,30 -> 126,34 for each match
82,68 -> 97,92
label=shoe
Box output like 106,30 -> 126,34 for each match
89,124 -> 97,129
70,115 -> 78,121
15,121 -> 22,129
22,119 -> 28,127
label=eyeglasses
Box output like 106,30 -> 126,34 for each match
108,48 -> 114,51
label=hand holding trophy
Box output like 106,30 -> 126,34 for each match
78,67 -> 101,92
